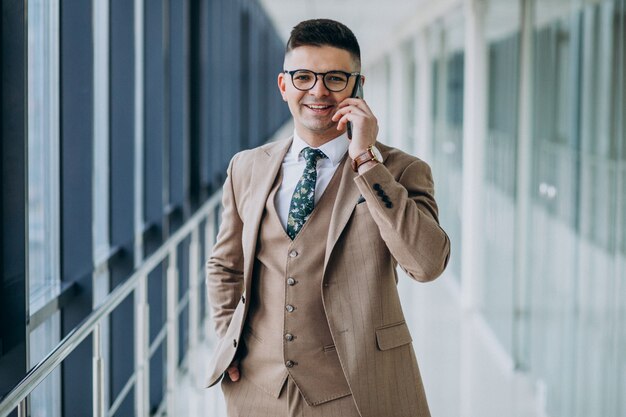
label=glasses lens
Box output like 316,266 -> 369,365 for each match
291,70 -> 316,90
323,72 -> 349,92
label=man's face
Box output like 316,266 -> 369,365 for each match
278,45 -> 362,143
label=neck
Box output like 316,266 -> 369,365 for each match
296,128 -> 346,148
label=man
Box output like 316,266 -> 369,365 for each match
206,18 -> 450,417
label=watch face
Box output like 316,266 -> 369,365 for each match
371,145 -> 383,163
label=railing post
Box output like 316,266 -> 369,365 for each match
134,274 -> 150,417
16,400 -> 26,417
203,210 -> 217,335
92,322 -> 106,417
188,228 -> 200,369
188,229 -> 202,416
166,249 -> 179,416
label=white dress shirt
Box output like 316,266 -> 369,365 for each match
275,130 -> 350,230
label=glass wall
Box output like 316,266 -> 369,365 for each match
526,1 -> 626,416
420,0 -> 625,416
481,0 -> 521,357
27,0 -> 61,307
27,1 -> 62,415
430,10 -> 465,283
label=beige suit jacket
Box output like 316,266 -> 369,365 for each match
206,137 -> 451,417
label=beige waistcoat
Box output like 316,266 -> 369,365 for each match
240,160 -> 351,406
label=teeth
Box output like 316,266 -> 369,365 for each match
308,105 -> 330,109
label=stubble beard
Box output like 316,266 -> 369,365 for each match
300,112 -> 338,136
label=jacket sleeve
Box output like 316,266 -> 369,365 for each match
353,159 -> 451,282
206,155 -> 244,338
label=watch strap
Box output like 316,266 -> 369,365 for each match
351,147 -> 378,172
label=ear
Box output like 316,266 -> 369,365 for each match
277,72 -> 288,101
359,75 -> 365,87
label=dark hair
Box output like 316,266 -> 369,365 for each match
286,19 -> 361,68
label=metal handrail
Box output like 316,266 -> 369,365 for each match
0,191 -> 223,417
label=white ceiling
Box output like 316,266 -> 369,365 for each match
258,0 -> 429,68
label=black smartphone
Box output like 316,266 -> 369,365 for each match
347,75 -> 363,140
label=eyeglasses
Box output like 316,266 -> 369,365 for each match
284,69 -> 360,92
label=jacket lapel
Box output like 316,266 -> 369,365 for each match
242,138 -> 292,290
323,145 -> 393,273
323,156 -> 361,271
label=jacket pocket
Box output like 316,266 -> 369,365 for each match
375,321 -> 412,351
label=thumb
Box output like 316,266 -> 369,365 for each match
226,361 -> 240,382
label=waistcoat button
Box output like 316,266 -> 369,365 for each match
285,304 -> 295,313
289,250 -> 298,258
285,360 -> 295,368
287,277 -> 296,286
285,333 -> 294,341
233,339 -> 237,348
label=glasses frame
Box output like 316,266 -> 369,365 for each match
283,69 -> 360,92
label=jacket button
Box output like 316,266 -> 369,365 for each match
285,360 -> 295,368
287,277 -> 296,286
233,339 -> 237,348
241,295 -> 245,304
377,189 -> 385,197
382,195 -> 390,203
289,250 -> 298,258
373,183 -> 381,191
286,304 -> 295,313
385,202 -> 393,209
285,333 -> 294,341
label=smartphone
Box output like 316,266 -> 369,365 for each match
347,75 -> 363,140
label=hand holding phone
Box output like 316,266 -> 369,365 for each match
347,75 -> 363,140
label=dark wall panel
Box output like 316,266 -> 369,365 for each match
60,0 -> 94,415
145,0 -> 166,233
0,0 -> 27,405
188,0 -> 203,209
110,0 -> 136,273
209,0 -> 224,190
109,1 -> 136,414
169,0 -> 186,211
197,0 -> 211,196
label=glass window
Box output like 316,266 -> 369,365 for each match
430,11 -> 465,283
28,0 -> 61,304
481,0 -> 521,356
406,41 -> 418,155
27,0 -> 61,415
526,1 -> 626,416
28,314 -> 61,417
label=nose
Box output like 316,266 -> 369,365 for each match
308,75 -> 330,97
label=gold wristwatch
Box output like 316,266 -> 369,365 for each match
351,145 -> 383,172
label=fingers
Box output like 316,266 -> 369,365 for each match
332,97 -> 372,122
332,105 -> 371,131
335,113 -> 362,131
337,97 -> 372,113
332,98 -> 378,136
332,105 -> 366,123
226,362 -> 240,382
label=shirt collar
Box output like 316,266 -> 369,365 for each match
290,129 -> 349,166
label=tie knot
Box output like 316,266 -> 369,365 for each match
301,147 -> 327,166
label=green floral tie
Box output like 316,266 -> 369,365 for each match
286,147 -> 328,240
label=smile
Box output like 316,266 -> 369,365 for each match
303,104 -> 334,113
